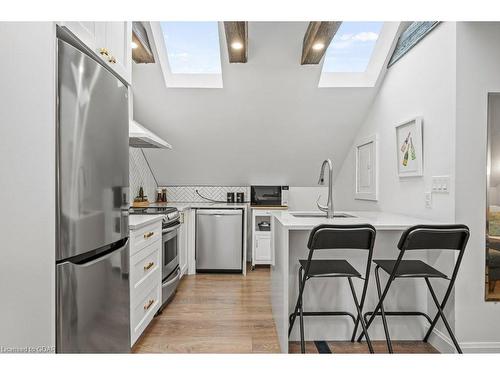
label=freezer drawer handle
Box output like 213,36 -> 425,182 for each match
143,231 -> 154,239
144,299 -> 155,311
144,262 -> 155,271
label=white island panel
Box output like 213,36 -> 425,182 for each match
271,211 -> 448,353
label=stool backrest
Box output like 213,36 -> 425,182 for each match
397,224 -> 470,252
307,224 -> 376,251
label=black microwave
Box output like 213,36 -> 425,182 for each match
250,186 -> 289,207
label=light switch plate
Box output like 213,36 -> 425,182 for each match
431,176 -> 450,193
425,192 -> 432,208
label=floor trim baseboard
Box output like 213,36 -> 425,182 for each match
425,324 -> 455,353
460,341 -> 500,353
424,323 -> 500,353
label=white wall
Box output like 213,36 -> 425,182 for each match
335,21 -> 500,352
0,23 -> 56,350
333,22 -> 459,352
335,22 -> 457,223
455,22 -> 500,351
132,22 -> 386,186
287,186 -> 328,210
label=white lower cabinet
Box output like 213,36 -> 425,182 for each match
129,221 -> 162,346
255,232 -> 272,262
130,277 -> 161,345
251,209 -> 275,267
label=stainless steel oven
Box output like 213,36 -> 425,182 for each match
161,221 -> 181,304
162,223 -> 179,279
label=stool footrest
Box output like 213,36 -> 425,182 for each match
363,310 -> 433,325
289,311 -> 357,324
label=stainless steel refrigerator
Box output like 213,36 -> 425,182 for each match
56,28 -> 130,353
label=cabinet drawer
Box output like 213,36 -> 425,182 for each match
130,221 -> 161,255
130,240 -> 161,295
131,279 -> 160,345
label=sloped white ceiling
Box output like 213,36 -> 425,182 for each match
132,22 -> 382,186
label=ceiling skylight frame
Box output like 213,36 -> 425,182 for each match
150,21 -> 224,89
318,22 -> 401,88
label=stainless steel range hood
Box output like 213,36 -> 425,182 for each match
129,120 -> 172,149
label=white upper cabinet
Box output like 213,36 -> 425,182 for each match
97,22 -> 132,84
60,22 -> 99,51
61,22 -> 132,84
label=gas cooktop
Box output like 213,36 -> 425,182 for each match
129,206 -> 180,227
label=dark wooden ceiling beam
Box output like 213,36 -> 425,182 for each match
223,22 -> 248,63
132,22 -> 155,64
301,21 -> 341,65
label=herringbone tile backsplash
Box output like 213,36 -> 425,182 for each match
163,186 -> 250,203
129,148 -> 157,201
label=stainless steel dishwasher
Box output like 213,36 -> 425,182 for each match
196,209 -> 243,272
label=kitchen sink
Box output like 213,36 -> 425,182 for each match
291,212 -> 355,218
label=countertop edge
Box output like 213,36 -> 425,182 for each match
271,210 -> 447,231
167,202 -> 249,211
128,215 -> 164,230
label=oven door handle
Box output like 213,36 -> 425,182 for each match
163,268 -> 181,287
162,223 -> 181,234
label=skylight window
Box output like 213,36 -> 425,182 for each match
160,22 -> 222,74
318,22 -> 400,88
151,22 -> 223,88
323,22 -> 383,73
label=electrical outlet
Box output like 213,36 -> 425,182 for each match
425,192 -> 432,208
431,176 -> 450,193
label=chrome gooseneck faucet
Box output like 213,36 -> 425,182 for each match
316,159 -> 334,218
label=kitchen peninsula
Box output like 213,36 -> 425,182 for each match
271,211 -> 445,353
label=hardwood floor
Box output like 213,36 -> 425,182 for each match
132,264 -> 438,354
289,341 -> 439,354
132,264 -> 280,353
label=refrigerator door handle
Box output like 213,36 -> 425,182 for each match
64,238 -> 129,266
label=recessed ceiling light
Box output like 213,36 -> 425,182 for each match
312,42 -> 325,51
131,41 -> 138,49
231,41 -> 243,50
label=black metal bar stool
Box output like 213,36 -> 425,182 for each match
288,224 -> 377,353
357,224 -> 470,353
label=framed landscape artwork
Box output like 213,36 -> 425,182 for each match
395,117 -> 423,177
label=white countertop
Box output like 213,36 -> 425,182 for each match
128,214 -> 164,230
129,202 -> 248,228
156,202 -> 249,211
273,210 -> 446,230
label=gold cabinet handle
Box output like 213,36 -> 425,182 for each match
99,48 -> 109,56
143,231 -> 154,239
144,299 -> 154,311
144,262 -> 154,271
108,56 -> 116,64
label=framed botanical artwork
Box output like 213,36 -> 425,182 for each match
395,117 -> 423,177
355,135 -> 378,201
